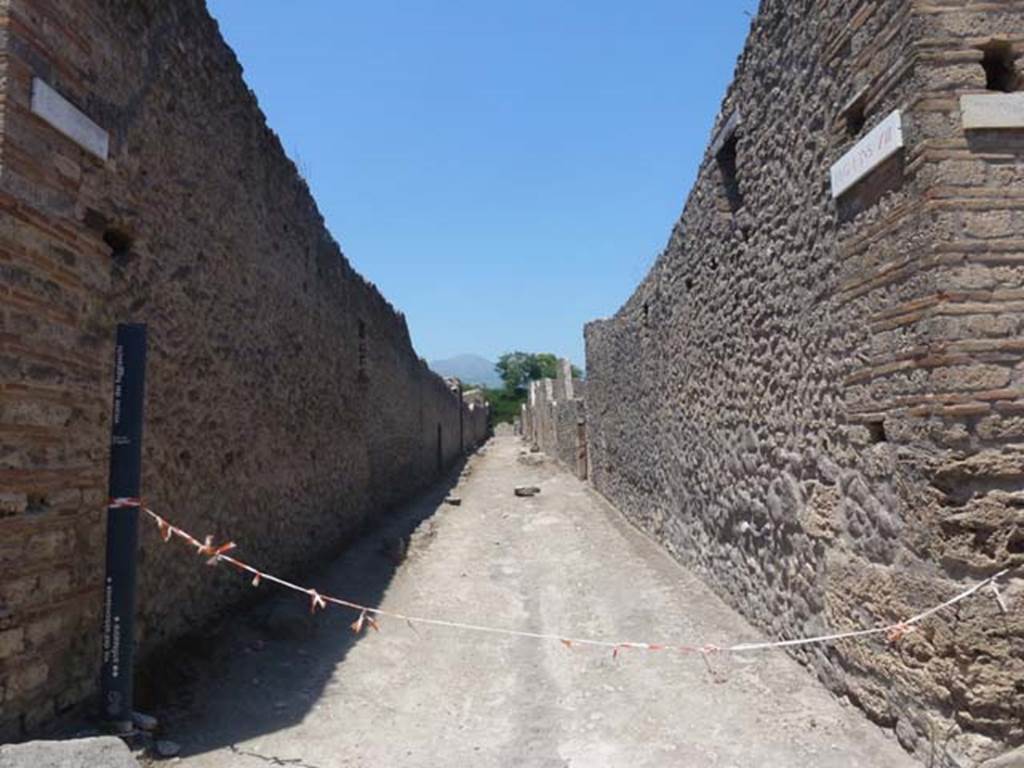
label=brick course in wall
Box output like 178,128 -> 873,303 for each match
0,0 -> 488,739
583,1 -> 1024,765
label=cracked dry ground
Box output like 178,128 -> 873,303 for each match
150,434 -> 914,768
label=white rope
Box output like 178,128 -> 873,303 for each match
726,570 -> 1009,652
130,502 -> 1013,657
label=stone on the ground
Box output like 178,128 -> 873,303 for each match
517,453 -> 544,466
0,737 -> 139,768
514,486 -> 541,497
980,746 -> 1024,768
132,711 -> 158,731
154,740 -> 181,759
444,496 -> 462,506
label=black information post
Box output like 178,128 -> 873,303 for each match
100,323 -> 148,729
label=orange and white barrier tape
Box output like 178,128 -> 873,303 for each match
113,499 -> 1014,657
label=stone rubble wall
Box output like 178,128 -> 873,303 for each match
583,0 -> 1024,765
522,360 -> 587,480
462,389 -> 492,453
0,0 -> 487,739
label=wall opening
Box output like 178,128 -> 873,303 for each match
716,134 -> 744,212
840,88 -> 868,139
26,493 -> 49,515
866,419 -> 887,444
103,228 -> 135,269
845,101 -> 866,137
980,41 -> 1020,93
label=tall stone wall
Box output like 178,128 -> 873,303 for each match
585,1 -> 1024,764
0,0 -> 487,739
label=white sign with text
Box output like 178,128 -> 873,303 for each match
830,109 -> 903,198
31,78 -> 109,161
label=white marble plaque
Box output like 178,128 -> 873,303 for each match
30,78 -> 109,160
830,109 -> 903,198
961,93 -> 1024,130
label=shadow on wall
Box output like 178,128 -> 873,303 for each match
132,453 -> 474,758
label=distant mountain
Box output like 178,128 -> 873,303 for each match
429,354 -> 501,389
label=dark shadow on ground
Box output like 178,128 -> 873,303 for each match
132,450 -> 478,760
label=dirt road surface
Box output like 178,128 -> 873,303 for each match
153,434 -> 914,768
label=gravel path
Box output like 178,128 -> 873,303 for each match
155,434 -> 914,768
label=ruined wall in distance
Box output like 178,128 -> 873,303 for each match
0,0 -> 486,739
585,0 -> 1024,764
523,360 -> 587,479
462,389 -> 492,451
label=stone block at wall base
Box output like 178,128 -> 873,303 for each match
0,738 -> 139,768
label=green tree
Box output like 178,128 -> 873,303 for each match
488,351 -> 584,425
533,353 -> 559,380
494,351 -> 578,394
494,351 -> 532,394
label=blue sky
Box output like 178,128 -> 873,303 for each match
207,1 -> 754,367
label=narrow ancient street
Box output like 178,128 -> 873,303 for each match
153,433 -> 913,768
